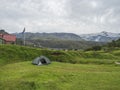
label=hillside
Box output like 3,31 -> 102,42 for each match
14,32 -> 83,41
0,44 -> 120,65
107,38 -> 120,47
27,39 -> 103,49
14,32 -> 104,49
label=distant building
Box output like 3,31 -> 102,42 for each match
0,34 -> 16,44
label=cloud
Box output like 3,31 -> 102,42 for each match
0,0 -> 120,34
91,1 -> 98,8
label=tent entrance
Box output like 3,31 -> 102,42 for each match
41,59 -> 47,64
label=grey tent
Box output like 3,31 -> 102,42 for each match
32,56 -> 51,65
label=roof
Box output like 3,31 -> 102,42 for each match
1,34 -> 16,42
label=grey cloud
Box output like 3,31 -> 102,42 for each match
0,0 -> 120,34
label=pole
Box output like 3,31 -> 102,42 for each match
23,33 -> 25,45
22,27 -> 26,46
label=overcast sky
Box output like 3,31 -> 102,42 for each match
0,0 -> 120,34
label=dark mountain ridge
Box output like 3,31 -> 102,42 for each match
14,32 -> 83,41
13,32 -> 104,49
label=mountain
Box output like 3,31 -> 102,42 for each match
80,31 -> 120,42
14,31 -> 120,42
13,32 -> 104,49
14,32 -> 83,41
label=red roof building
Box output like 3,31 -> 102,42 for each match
0,34 -> 16,44
0,34 -> 3,38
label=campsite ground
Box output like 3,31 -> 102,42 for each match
0,61 -> 120,90
0,45 -> 120,90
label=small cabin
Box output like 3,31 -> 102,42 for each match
0,34 -> 16,44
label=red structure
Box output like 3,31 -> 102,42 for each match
0,34 -> 16,44
0,34 -> 3,38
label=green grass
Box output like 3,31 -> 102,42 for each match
0,44 -> 120,90
0,61 -> 120,90
0,44 -> 120,65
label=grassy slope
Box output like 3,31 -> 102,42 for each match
0,45 -> 120,90
0,44 -> 120,65
0,61 -> 120,90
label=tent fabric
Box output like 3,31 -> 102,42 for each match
32,56 -> 51,65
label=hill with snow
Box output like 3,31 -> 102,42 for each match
80,31 -> 120,42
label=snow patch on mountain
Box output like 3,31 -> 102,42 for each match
80,31 -> 120,42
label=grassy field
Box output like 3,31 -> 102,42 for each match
0,45 -> 120,90
0,61 -> 120,90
